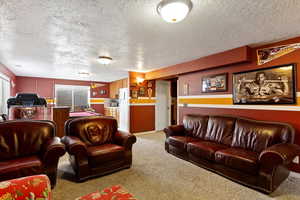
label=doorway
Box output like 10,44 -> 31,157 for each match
170,78 -> 178,125
155,80 -> 171,131
155,78 -> 178,130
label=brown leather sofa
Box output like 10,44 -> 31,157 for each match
0,120 -> 66,188
164,114 -> 300,193
62,116 -> 136,181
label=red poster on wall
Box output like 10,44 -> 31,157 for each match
257,43 -> 300,65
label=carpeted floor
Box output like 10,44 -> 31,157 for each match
54,132 -> 300,200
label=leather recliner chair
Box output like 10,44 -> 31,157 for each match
62,116 -> 136,181
0,120 -> 66,188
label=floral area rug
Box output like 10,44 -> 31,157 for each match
76,185 -> 137,200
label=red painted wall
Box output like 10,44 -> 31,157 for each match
130,106 -> 155,133
146,46 -> 251,80
129,71 -> 156,133
177,37 -> 300,137
0,63 -> 16,95
15,76 -> 109,114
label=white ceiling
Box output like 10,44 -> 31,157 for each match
1,0 -> 300,82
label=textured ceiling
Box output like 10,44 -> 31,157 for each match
1,0 -> 300,82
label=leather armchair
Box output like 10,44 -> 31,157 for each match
62,116 -> 136,181
0,120 -> 65,188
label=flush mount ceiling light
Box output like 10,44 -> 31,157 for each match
98,56 -> 112,64
157,0 -> 193,23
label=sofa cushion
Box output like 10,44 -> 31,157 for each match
231,118 -> 289,152
215,148 -> 259,175
183,115 -> 209,139
168,136 -> 201,149
87,144 -> 125,167
204,116 -> 236,145
187,141 -> 229,161
0,156 -> 43,181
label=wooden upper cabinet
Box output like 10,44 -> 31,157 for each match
109,81 -> 116,98
109,78 -> 128,99
122,78 -> 128,88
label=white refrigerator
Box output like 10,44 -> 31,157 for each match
119,88 -> 129,132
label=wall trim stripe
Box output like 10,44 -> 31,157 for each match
89,98 -> 108,104
129,97 -> 156,100
178,104 -> 300,111
179,94 -> 233,99
129,99 -> 156,104
179,98 -> 232,105
179,93 -> 300,99
178,93 -> 300,108
130,103 -> 156,106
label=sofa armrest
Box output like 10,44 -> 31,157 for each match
259,143 -> 300,166
114,131 -> 137,150
163,125 -> 185,138
42,137 -> 66,165
61,136 -> 88,156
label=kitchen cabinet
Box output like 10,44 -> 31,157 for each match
109,78 -> 128,99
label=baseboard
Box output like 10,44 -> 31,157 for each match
290,171 -> 300,179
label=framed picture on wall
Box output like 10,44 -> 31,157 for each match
99,89 -> 106,95
201,73 -> 228,93
131,89 -> 138,99
232,63 -> 296,104
139,86 -> 145,96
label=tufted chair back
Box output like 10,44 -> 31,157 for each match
65,116 -> 118,146
0,120 -> 55,160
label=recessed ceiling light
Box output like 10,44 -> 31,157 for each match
98,56 -> 113,64
157,0 -> 193,23
15,65 -> 22,68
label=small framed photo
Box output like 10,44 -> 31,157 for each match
139,86 -> 145,96
131,90 -> 138,99
99,90 -> 106,95
183,83 -> 189,95
233,63 -> 296,104
202,73 -> 228,93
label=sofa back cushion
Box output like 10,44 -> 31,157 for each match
232,118 -> 294,152
0,120 -> 55,160
65,116 -> 118,146
183,115 -> 208,139
205,116 -> 236,145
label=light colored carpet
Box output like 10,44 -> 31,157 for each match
54,132 -> 300,200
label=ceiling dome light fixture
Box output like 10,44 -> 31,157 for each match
157,0 -> 193,23
98,56 -> 113,64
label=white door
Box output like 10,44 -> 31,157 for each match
156,80 -> 171,131
119,88 -> 129,132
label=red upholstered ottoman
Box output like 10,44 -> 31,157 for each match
76,185 -> 137,200
0,175 -> 51,200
